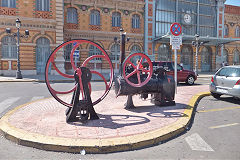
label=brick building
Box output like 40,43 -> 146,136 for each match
0,0 -> 144,76
222,4 -> 240,66
0,0 -> 239,76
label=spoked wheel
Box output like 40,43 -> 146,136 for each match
123,53 -> 153,87
45,39 -> 114,108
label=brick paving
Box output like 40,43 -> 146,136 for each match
7,85 -> 209,140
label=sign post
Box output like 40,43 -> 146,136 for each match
73,50 -> 79,67
170,23 -> 182,94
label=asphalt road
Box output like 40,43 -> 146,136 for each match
0,80 -> 239,159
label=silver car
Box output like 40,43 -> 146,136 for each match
209,65 -> 240,99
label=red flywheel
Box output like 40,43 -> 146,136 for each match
45,39 -> 114,108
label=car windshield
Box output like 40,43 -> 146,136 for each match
217,67 -> 240,77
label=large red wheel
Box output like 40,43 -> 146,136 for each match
123,53 -> 153,87
45,39 -> 114,108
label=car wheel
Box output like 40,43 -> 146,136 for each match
186,75 -> 195,85
211,92 -> 221,99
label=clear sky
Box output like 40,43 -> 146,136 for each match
225,0 -> 240,6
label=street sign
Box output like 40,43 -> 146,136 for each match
170,22 -> 182,36
170,36 -> 182,46
73,50 -> 79,57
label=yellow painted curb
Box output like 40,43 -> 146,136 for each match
0,92 -> 211,153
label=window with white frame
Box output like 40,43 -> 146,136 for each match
130,45 -> 141,63
89,45 -> 102,61
132,14 -> 140,29
1,0 -> 16,8
1,36 -> 17,59
224,24 -> 229,36
36,0 -> 50,11
112,12 -> 121,27
223,49 -> 228,63
67,7 -> 78,24
110,44 -> 120,61
233,49 -> 240,64
90,10 -> 100,25
158,44 -> 171,61
235,26 -> 240,37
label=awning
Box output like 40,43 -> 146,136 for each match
153,34 -> 240,46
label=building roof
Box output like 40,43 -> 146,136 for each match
153,34 -> 240,46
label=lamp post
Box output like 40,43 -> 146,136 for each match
6,18 -> 29,79
192,34 -> 203,76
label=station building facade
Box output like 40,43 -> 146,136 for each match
0,0 -> 144,76
0,0 -> 239,76
145,0 -> 240,72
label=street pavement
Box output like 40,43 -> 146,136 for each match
0,72 -> 211,153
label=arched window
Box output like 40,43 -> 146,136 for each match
224,24 -> 229,36
130,45 -> 141,63
233,49 -> 240,65
90,10 -> 100,25
235,26 -> 240,37
181,45 -> 193,70
110,44 -> 120,70
157,44 -> 171,61
67,7 -> 78,24
1,0 -> 16,8
36,37 -> 50,74
89,45 -> 102,61
110,44 -> 120,61
130,45 -> 141,54
223,49 -> 228,63
87,45 -> 102,70
1,36 -> 17,59
64,43 -> 80,61
132,14 -> 140,29
201,46 -> 211,72
36,0 -> 50,11
112,12 -> 121,27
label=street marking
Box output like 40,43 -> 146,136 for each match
0,97 -> 20,114
198,106 -> 240,113
209,123 -> 239,129
185,133 -> 214,151
30,96 -> 44,102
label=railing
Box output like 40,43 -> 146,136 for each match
35,11 -> 51,19
131,28 -> 141,34
0,7 -> 16,16
65,23 -> 78,29
112,26 -> 120,32
89,25 -> 101,31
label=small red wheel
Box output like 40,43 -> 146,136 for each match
123,53 -> 153,87
45,39 -> 114,108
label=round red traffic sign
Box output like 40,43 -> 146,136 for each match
170,23 -> 182,36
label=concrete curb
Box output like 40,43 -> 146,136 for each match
0,92 -> 211,153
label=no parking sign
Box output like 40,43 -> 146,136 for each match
170,22 -> 182,36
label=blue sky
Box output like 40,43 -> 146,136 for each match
225,0 -> 240,6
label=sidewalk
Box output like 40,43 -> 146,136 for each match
0,75 -> 74,82
0,72 -> 215,82
0,85 -> 210,153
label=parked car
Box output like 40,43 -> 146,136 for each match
151,61 -> 197,85
209,65 -> 240,99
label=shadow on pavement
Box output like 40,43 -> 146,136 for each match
67,103 -> 189,129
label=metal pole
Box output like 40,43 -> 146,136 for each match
195,44 -> 198,76
174,49 -> 177,94
119,32 -> 126,76
16,27 -> 22,79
